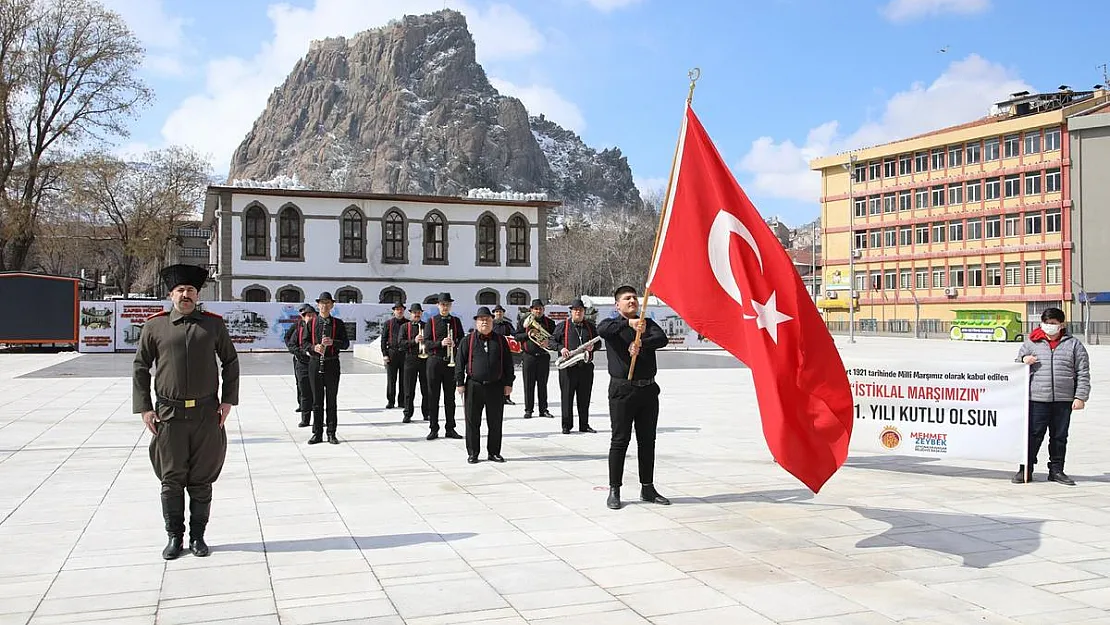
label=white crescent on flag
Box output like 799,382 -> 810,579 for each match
708,210 -> 761,320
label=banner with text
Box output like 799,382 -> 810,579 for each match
846,359 -> 1028,463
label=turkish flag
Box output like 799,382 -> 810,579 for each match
646,104 -> 854,493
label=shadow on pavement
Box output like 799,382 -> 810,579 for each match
216,532 -> 477,553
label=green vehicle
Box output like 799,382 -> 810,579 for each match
949,309 -> 1024,342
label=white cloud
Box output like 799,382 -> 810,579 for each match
160,1 -> 564,174
583,0 -> 645,11
490,78 -> 586,133
881,0 -> 991,22
737,54 -> 1032,203
101,0 -> 192,77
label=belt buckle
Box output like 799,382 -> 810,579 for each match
184,399 -> 196,408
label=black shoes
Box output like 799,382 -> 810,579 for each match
541,411 -> 555,418
298,420 -> 310,428
162,534 -> 184,560
386,403 -> 395,410
504,397 -> 516,405
445,430 -> 463,439
1049,471 -> 1076,486
189,537 -> 210,557
308,433 -> 322,444
607,487 -> 621,510
1012,466 -> 1030,483
580,427 -> 597,433
327,433 -> 339,445
523,412 -> 533,419
562,427 -> 571,434
641,484 -> 671,505
488,454 -> 505,463
427,431 -> 438,440
467,456 -> 479,464
402,416 -> 412,423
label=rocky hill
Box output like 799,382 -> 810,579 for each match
228,10 -> 643,212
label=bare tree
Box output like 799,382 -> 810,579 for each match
545,208 -> 659,302
0,0 -> 151,271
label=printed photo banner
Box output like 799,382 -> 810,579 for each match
846,358 -> 1029,464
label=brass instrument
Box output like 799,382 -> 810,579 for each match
556,335 -> 602,370
417,326 -> 428,359
522,313 -> 558,356
446,330 -> 456,368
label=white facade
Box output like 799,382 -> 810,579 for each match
202,186 -> 557,307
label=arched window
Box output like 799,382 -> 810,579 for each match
507,289 -> 529,306
278,205 -> 303,260
507,214 -> 529,265
276,286 -> 304,303
243,204 -> 268,259
341,208 -> 365,261
423,212 -> 447,264
242,286 -> 269,302
382,209 -> 406,263
477,289 -> 499,305
379,287 -> 406,305
476,213 -> 498,265
336,287 -> 361,303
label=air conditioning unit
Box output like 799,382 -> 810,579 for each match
825,291 -> 838,299
851,249 -> 863,259
944,287 -> 958,297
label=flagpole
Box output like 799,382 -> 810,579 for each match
628,67 -> 699,380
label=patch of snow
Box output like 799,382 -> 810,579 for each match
230,174 -> 308,189
467,188 -> 548,201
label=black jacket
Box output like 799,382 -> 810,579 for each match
550,319 -> 599,365
423,314 -> 464,360
380,316 -> 408,355
455,330 -> 516,386
305,315 -> 351,361
514,315 -> 556,358
597,315 -> 668,380
284,319 -> 311,363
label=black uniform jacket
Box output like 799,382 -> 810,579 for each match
514,315 -> 556,358
422,314 -> 464,359
455,330 -> 516,387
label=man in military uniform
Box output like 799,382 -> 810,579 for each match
456,307 -> 515,464
304,292 -> 350,445
133,264 -> 239,559
515,298 -> 556,418
284,304 -> 316,427
597,285 -> 671,511
402,303 -> 429,423
551,298 -> 599,435
381,302 -> 408,409
491,304 -> 517,406
423,292 -> 464,440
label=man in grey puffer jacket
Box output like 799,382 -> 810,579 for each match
1014,307 -> 1091,485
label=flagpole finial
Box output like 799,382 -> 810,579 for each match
687,67 -> 700,104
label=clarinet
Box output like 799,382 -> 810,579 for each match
317,316 -> 332,374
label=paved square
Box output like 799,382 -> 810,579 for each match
2,337 -> 1110,624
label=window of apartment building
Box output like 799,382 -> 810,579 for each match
1046,168 -> 1061,193
985,137 -> 1000,161
967,265 -> 983,287
948,220 -> 964,242
966,181 -> 981,202
931,186 -> 946,207
883,194 -> 896,213
966,142 -> 981,164
869,161 -> 881,180
899,269 -> 912,289
931,148 -> 946,170
931,223 -> 946,243
932,267 -> 946,288
884,228 -> 897,247
883,158 -> 896,178
1045,127 -> 1061,151
870,271 -> 882,290
1025,261 -> 1042,286
1024,131 -> 1041,155
884,270 -> 897,290
949,266 -> 965,288
986,263 -> 1002,286
1025,172 -> 1041,196
853,198 -> 866,218
856,273 -> 866,292
1025,212 -> 1043,235
986,216 -> 1001,238
854,231 -> 867,250
1004,175 -> 1021,198
899,191 -> 912,211
870,230 -> 882,248
914,151 -> 929,172
869,196 -> 881,215
1046,208 -> 1061,233
948,184 -> 963,205
899,226 -> 912,246
899,154 -> 912,175
1004,214 -> 1020,236
1045,260 -> 1062,285
966,218 -> 983,240
1003,134 -> 1020,158
853,163 -> 867,182
985,177 -> 1001,200
1005,262 -> 1022,285
947,145 -> 963,167
915,269 -> 928,289
915,189 -> 928,209
915,225 -> 929,245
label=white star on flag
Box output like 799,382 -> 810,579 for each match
750,291 -> 793,344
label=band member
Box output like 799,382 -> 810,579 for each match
492,304 -> 517,405
402,303 -> 430,423
284,304 -> 317,427
381,302 -> 408,409
515,298 -> 556,418
551,298 -> 598,434
133,264 -> 239,559
305,292 -> 350,445
597,285 -> 670,510
423,292 -> 464,440
455,307 -> 515,464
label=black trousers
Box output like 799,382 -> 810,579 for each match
608,379 -> 660,488
1028,400 -> 1073,472
426,356 -> 457,433
310,359 -> 341,435
385,349 -> 406,406
293,357 -> 312,415
559,364 -> 594,430
403,355 -> 429,420
522,354 -> 550,412
150,409 -> 226,538
465,380 -> 505,457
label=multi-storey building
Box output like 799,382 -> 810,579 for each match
1068,101 -> 1110,325
811,87 -> 1110,333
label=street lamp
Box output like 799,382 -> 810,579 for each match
842,155 -> 858,344
1070,277 -> 1091,344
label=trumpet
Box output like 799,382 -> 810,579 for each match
445,332 -> 456,368
417,328 -> 428,359
522,313 -> 557,356
556,335 -> 602,370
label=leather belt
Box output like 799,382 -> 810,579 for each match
157,394 -> 217,408
626,377 -> 655,387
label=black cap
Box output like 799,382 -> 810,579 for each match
474,306 -> 493,319
316,292 -> 334,303
392,301 -> 405,310
298,304 -> 317,314
437,292 -> 454,303
530,298 -> 544,308
160,264 -> 207,293
492,304 -> 505,312
570,298 -> 586,309
409,303 -> 423,312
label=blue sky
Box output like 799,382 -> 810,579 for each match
103,0 -> 1110,226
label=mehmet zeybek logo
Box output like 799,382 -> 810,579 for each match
879,426 -> 902,450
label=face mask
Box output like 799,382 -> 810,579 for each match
1041,323 -> 1061,336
